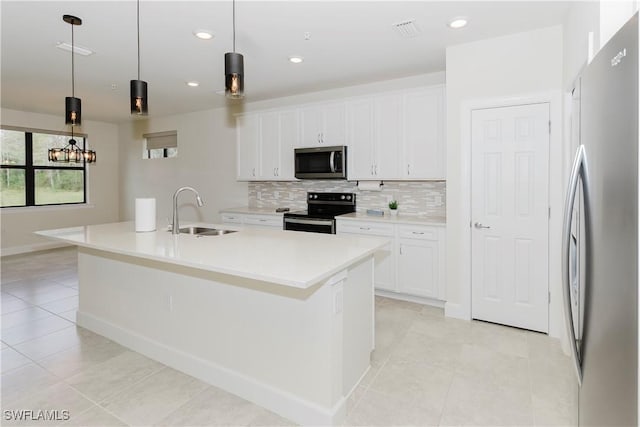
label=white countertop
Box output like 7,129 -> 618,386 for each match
220,207 -> 291,216
36,222 -> 387,290
337,212 -> 446,227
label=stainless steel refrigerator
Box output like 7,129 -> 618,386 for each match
563,12 -> 638,426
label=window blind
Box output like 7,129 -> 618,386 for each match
143,131 -> 177,150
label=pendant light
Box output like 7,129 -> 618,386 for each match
130,0 -> 148,115
224,0 -> 244,99
63,15 -> 81,125
49,14 -> 96,164
48,127 -> 96,163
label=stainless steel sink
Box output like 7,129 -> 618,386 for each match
177,226 -> 237,236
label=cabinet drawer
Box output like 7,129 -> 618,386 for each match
337,220 -> 394,237
397,225 -> 439,241
243,215 -> 283,228
221,214 -> 243,224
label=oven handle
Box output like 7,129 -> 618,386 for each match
284,218 -> 334,227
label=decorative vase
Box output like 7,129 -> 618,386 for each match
390,209 -> 398,216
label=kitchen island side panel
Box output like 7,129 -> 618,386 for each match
76,247 -> 373,426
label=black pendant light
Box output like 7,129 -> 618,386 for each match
49,14 -> 96,164
130,0 -> 148,115
224,0 -> 244,99
64,15 -> 81,125
48,127 -> 96,163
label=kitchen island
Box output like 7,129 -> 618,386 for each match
36,222 -> 387,426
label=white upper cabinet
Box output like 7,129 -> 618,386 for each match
236,114 -> 261,180
402,86 -> 445,180
346,98 -> 376,179
260,112 -> 280,179
236,110 -> 299,181
346,86 -> 443,181
374,93 -> 403,180
278,110 -> 298,179
300,102 -> 346,147
236,84 -> 445,182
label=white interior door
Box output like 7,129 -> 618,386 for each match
471,103 -> 550,333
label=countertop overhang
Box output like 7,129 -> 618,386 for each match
36,222 -> 388,289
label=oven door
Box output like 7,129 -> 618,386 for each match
283,217 -> 335,234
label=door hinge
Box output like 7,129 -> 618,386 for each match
548,291 -> 551,304
548,120 -> 551,135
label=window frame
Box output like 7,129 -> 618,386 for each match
1,126 -> 88,208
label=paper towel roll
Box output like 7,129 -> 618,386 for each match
135,198 -> 156,232
357,181 -> 383,191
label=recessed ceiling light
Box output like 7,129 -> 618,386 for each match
193,30 -> 213,40
448,17 -> 468,29
289,56 -> 304,64
56,42 -> 94,56
186,81 -> 200,87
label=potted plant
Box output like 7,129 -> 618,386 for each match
388,200 -> 398,216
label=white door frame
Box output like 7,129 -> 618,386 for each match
448,91 -> 565,339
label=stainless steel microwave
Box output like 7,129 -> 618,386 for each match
294,146 -> 347,179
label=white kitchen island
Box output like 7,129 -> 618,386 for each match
36,222 -> 387,426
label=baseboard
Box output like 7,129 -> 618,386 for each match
77,311 -> 346,426
444,302 -> 470,320
1,242 -> 71,257
375,290 -> 445,308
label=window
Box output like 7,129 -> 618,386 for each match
143,130 -> 178,159
1,127 -> 88,208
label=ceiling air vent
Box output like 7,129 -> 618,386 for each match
392,20 -> 421,38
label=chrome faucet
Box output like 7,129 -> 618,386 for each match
171,187 -> 204,235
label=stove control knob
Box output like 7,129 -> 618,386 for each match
341,195 -> 345,200
346,195 -> 351,200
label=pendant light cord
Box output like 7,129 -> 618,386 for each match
232,0 -> 236,52
137,0 -> 140,80
71,21 -> 75,98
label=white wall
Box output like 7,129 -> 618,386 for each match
118,108 -> 247,225
445,26 -> 564,336
1,108 -> 119,255
118,73 -> 446,225
600,0 -> 639,48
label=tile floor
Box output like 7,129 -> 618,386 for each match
1,247 -> 578,426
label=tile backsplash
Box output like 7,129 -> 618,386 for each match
249,181 -> 446,217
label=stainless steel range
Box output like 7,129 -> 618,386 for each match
283,192 -> 356,234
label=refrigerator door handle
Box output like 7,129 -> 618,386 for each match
562,144 -> 591,386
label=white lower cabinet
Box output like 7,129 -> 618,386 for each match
337,219 -> 445,302
221,213 -> 283,230
336,220 -> 395,291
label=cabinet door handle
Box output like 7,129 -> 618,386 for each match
321,132 -> 324,143
252,168 -> 256,177
371,165 -> 374,175
359,227 -> 371,231
412,231 -> 424,235
407,164 -> 410,175
374,164 -> 378,175
317,134 -> 321,144
400,245 -> 403,255
276,167 -> 279,176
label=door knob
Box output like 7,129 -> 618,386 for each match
474,222 -> 490,229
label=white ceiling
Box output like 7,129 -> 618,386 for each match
1,1 -> 572,124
